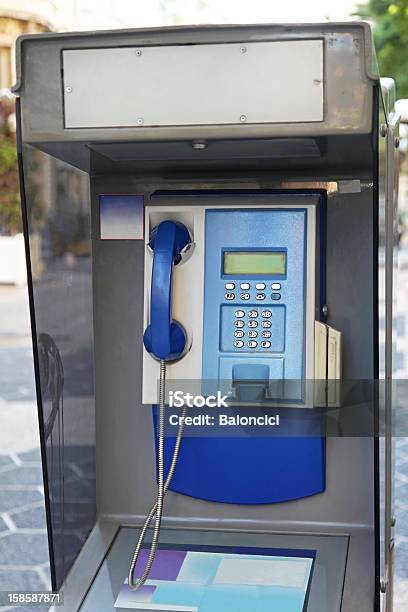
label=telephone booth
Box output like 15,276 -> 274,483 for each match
15,23 -> 398,611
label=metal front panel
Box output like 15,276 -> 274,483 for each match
202,208 -> 309,384
62,40 -> 323,129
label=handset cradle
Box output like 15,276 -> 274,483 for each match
143,220 -> 191,361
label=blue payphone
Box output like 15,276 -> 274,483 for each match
202,208 -> 307,388
133,193 -> 325,590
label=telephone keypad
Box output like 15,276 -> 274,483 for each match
221,304 -> 285,353
221,281 -> 284,304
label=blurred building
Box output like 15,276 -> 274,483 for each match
0,0 -> 77,89
0,0 -> 213,91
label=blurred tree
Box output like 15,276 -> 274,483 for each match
0,94 -> 20,235
356,0 -> 408,97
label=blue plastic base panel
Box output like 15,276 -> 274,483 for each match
115,544 -> 315,611
152,407 -> 325,504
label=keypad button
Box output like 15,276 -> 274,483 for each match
225,283 -> 235,290
262,330 -> 271,338
234,340 -> 244,348
248,330 -> 258,338
240,282 -> 250,290
261,341 -> 271,348
225,293 -> 235,300
271,283 -> 281,290
271,293 -> 281,300
234,330 -> 244,338
235,310 -> 245,318
241,293 -> 250,300
262,310 -> 272,318
256,293 -> 265,301
262,320 -> 272,328
256,282 -> 266,290
247,340 -> 257,348
249,310 -> 258,318
234,320 -> 245,328
248,320 -> 258,328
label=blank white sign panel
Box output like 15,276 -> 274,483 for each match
63,40 -> 324,128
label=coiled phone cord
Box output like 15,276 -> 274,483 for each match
128,359 -> 187,590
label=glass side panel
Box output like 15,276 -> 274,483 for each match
20,143 -> 96,589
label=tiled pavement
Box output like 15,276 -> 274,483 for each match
0,450 -> 50,609
394,244 -> 408,608
395,437 -> 408,606
0,286 -> 50,612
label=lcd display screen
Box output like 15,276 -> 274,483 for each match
223,251 -> 286,275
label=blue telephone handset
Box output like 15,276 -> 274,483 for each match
131,220 -> 191,591
143,220 -> 191,362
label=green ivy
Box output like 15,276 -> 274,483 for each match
356,0 -> 408,97
0,97 -> 21,236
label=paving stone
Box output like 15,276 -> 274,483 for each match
0,347 -> 36,401
0,568 -> 45,591
395,481 -> 408,499
71,459 -> 95,479
10,506 -> 47,530
0,467 -> 43,486
396,438 -> 408,454
0,456 -> 14,469
0,489 -> 43,514
63,445 -> 95,463
395,541 -> 408,578
18,449 -> 42,463
397,314 -> 406,337
64,477 -> 95,501
395,351 -> 406,372
0,534 -> 49,566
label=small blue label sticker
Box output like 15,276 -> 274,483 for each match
100,194 -> 144,240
